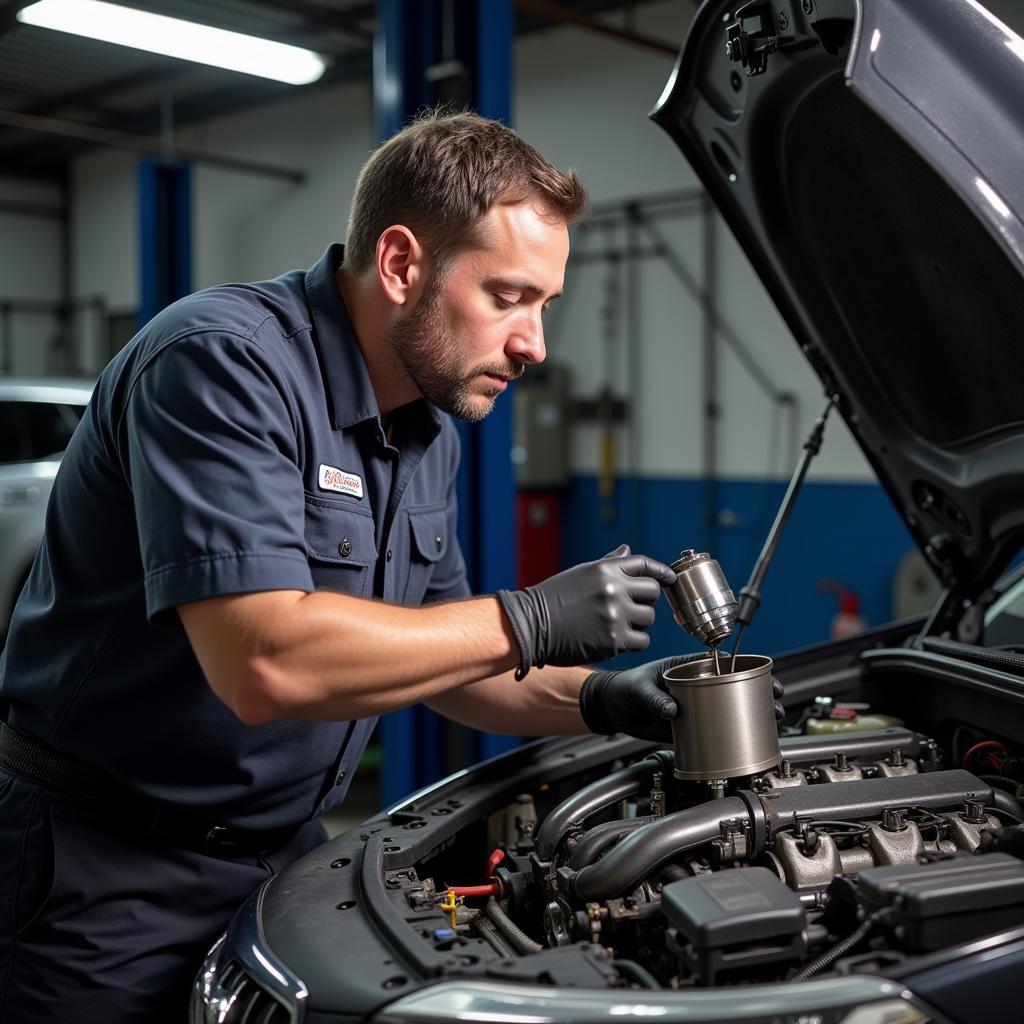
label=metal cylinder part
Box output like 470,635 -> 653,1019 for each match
663,653 -> 780,780
662,549 -> 737,647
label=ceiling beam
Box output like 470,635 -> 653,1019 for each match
514,0 -> 678,56
5,54 -> 372,176
245,0 -> 375,44
24,64 -> 190,120
0,106 -> 308,182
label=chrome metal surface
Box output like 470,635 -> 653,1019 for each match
664,654 -> 780,780
371,977 -> 929,1023
190,881 -> 306,1024
663,549 -> 737,647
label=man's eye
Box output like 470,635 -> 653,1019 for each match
495,295 -> 518,309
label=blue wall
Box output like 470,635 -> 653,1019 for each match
562,475 -> 915,664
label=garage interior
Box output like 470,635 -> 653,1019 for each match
2,0 -> 1022,822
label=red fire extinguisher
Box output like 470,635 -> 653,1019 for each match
817,580 -> 866,639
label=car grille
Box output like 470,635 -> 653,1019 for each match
214,961 -> 293,1024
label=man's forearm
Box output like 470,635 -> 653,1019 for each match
425,664 -> 592,735
180,589 -> 521,725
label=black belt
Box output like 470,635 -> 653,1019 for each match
0,722 -> 301,857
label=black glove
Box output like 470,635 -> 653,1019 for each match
580,657 -> 787,742
497,545 -> 675,680
580,654 -> 702,741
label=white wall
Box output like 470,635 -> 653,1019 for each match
515,0 -> 869,481
0,175 -> 65,375
188,80 -> 374,288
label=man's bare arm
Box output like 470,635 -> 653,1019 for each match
423,664 -> 592,736
179,589 -> 519,726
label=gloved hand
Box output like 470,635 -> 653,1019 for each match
579,653 -> 702,741
496,545 -> 675,680
580,656 -> 787,742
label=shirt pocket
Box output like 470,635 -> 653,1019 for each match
402,504 -> 448,605
303,496 -> 377,598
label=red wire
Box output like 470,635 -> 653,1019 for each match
446,849 -> 507,899
962,739 -> 1006,770
448,884 -> 500,898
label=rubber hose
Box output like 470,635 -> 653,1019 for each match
485,896 -> 543,955
535,755 -> 665,860
791,912 -> 883,981
989,786 -> 1024,822
568,815 -> 658,869
572,796 -> 749,902
611,959 -> 661,990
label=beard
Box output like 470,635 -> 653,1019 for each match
388,278 -> 523,424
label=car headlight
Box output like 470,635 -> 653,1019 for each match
369,976 -> 932,1024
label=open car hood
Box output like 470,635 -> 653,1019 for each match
652,0 -> 1024,607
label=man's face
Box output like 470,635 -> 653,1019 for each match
389,200 -> 569,423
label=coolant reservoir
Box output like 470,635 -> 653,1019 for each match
806,712 -> 904,734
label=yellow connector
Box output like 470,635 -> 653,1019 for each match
439,888 -> 461,929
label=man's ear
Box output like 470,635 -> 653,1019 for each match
375,226 -> 427,307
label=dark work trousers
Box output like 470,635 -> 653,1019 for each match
0,766 -> 327,1024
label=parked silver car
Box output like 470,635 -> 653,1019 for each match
0,379 -> 93,637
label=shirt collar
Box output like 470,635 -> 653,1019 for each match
304,244 -> 444,442
304,243 -> 381,430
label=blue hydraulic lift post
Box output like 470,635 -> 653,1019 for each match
471,0 -> 520,761
375,0 -> 519,807
137,159 -> 192,327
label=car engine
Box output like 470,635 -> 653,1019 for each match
194,611 -> 1024,1024
388,698 -> 1024,992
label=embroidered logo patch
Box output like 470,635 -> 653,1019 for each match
318,464 -> 363,498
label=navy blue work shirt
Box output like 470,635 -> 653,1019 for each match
0,244 -> 470,829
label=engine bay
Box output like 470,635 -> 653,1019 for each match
400,718 -> 1023,991
311,635 -> 1024,1000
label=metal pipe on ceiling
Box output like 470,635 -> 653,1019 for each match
0,107 -> 307,184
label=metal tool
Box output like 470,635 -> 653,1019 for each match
662,654 -> 781,780
662,549 -> 737,649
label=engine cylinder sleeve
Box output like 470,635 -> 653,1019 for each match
664,654 -> 781,780
662,550 -> 737,647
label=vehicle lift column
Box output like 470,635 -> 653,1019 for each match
376,0 -> 520,807
138,159 -> 192,326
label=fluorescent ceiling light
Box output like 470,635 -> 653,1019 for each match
17,0 -> 327,85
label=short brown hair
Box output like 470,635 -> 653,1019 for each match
344,109 -> 588,275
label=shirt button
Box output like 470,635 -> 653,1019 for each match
339,538 -> 352,557
336,770 -> 346,785
386,550 -> 393,562
435,535 -> 443,552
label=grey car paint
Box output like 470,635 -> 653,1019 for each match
0,379 -> 92,635
652,0 -> 1024,632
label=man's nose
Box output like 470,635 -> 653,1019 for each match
507,312 -> 546,365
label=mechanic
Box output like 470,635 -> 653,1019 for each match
0,111 -> 685,1024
